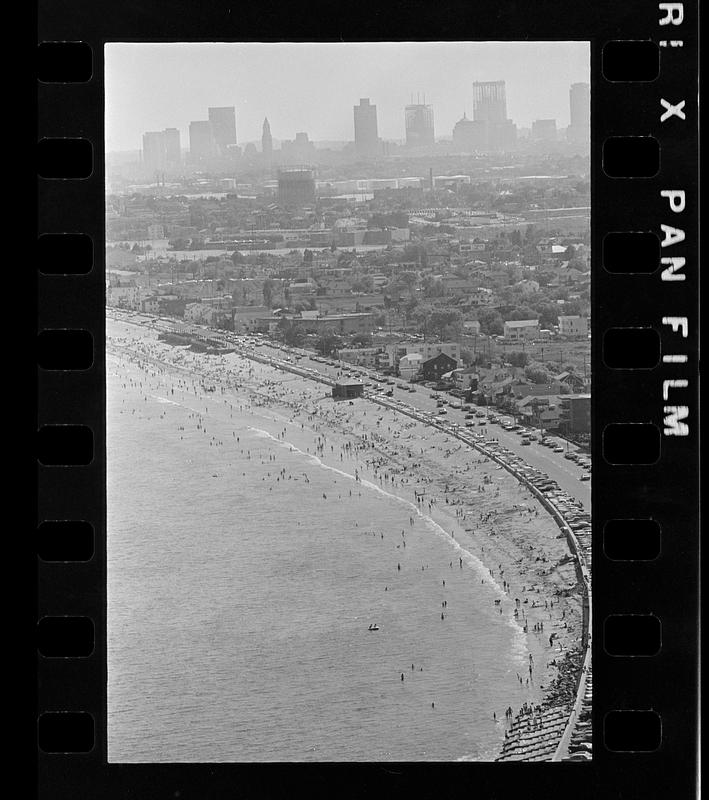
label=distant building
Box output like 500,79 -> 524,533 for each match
503,319 -> 539,341
208,107 -> 237,155
354,98 -> 380,158
142,131 -> 166,172
277,167 -> 316,208
473,81 -> 508,123
261,117 -> 273,161
142,127 -> 181,172
558,393 -> 590,434
385,341 -> 460,369
405,103 -> 435,147
472,81 -> 516,151
532,119 -> 557,142
398,352 -> 423,381
338,347 -> 382,368
568,83 -> 590,144
452,113 -> 487,151
292,312 -> 374,335
558,315 -> 589,338
421,352 -> 458,382
189,120 -> 218,160
281,132 -> 316,163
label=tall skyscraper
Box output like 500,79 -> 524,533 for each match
472,81 -> 508,123
142,131 -> 166,172
261,117 -> 273,160
472,81 -> 516,151
189,120 -> 218,160
208,106 -> 237,155
163,128 -> 181,164
405,103 -> 434,147
568,83 -> 590,143
142,128 -> 181,172
354,98 -> 379,157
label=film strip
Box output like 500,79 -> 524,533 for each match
37,1 -> 699,796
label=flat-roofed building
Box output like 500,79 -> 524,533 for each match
559,393 -> 591,433
333,380 -> 364,399
503,319 -> 539,341
558,315 -> 589,338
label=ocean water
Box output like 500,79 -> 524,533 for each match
107,352 -> 529,762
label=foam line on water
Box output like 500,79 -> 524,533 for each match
247,424 -> 527,642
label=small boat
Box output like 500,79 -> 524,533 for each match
368,624 -> 380,631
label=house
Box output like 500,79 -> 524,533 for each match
398,352 -> 423,381
503,319 -> 539,341
463,320 -> 481,335
446,366 -> 478,390
516,395 -> 561,430
555,371 -> 587,391
232,305 -> 270,332
421,352 -> 458,382
338,347 -> 382,368
384,341 -> 460,370
558,315 -> 589,338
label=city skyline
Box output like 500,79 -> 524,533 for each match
106,41 -> 589,153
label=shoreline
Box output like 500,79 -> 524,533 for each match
107,315 -> 586,760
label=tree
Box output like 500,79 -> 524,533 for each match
231,250 -> 246,265
537,303 -> 559,330
352,333 -> 373,347
478,308 -> 504,336
508,351 -> 529,368
262,277 -> 275,308
507,306 -> 537,321
316,330 -> 341,356
277,317 -> 303,347
525,365 -> 551,384
427,309 -> 462,339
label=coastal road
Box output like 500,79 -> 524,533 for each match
113,316 -> 590,513
251,340 -> 591,512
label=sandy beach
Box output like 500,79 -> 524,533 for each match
107,316 -> 585,759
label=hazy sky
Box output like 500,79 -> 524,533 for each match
106,41 -> 589,152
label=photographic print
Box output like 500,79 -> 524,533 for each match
105,41 -> 591,763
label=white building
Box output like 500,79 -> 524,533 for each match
398,352 -> 423,381
503,319 -> 539,341
385,341 -> 461,370
338,347 -> 382,368
558,315 -> 589,338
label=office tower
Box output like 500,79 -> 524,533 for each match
208,106 -> 237,155
163,127 -> 181,164
261,117 -> 273,160
568,82 -> 590,143
142,128 -> 182,172
142,131 -> 167,172
354,98 -> 379,157
472,80 -> 516,151
452,113 -> 487,152
472,81 -> 508,123
532,119 -> 557,141
189,120 -> 218,160
405,103 -> 434,147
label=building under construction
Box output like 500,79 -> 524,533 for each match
277,166 -> 316,208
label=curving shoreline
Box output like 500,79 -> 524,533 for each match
107,310 -> 591,761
